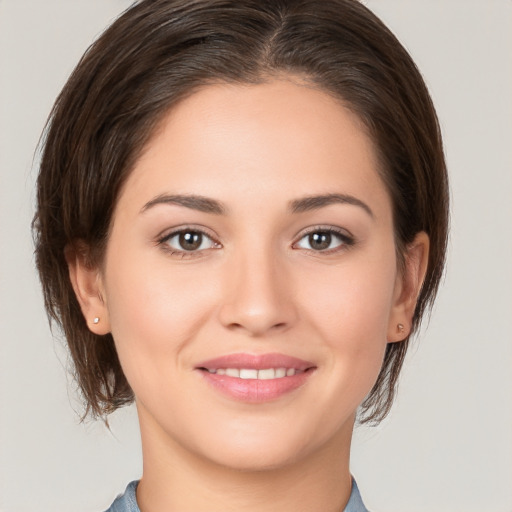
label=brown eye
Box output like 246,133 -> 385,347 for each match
295,229 -> 352,252
162,229 -> 217,253
179,231 -> 203,251
308,232 -> 332,250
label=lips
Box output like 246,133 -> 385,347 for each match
209,367 -> 299,379
196,353 -> 316,403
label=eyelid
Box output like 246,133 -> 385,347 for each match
292,225 -> 355,251
157,224 -> 218,240
156,225 -> 222,255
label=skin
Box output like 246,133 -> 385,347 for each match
69,79 -> 429,512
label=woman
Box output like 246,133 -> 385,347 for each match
33,0 -> 448,510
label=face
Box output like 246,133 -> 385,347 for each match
78,80 -> 416,470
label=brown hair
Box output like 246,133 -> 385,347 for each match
34,0 -> 448,424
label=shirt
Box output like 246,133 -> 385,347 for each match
104,478 -> 370,512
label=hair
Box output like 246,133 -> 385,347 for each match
33,0 -> 449,424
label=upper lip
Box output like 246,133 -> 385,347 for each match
196,353 -> 315,371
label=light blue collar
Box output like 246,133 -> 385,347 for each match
105,477 -> 369,512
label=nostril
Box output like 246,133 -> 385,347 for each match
217,291 -> 298,335
226,322 -> 243,330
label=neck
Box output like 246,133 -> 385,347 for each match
135,407 -> 354,512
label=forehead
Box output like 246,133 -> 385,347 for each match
116,79 -> 390,217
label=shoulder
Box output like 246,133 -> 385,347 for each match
103,481 -> 140,512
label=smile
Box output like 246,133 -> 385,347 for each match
196,353 -> 316,402
205,368 -> 301,379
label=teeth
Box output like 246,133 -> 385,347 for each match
240,369 -> 258,379
257,368 -> 276,380
207,367 -> 298,379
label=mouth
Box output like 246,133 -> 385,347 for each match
195,353 -> 316,403
201,367 -> 305,379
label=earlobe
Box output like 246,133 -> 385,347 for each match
387,231 -> 430,343
65,243 -> 111,335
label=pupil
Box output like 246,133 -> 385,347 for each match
179,232 -> 202,250
309,232 -> 331,250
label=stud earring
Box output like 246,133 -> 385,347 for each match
397,323 -> 404,333
93,317 -> 100,324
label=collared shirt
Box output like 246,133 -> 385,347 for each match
104,478 -> 370,512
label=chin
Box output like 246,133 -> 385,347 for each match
201,441 -> 306,473
186,419 -> 337,473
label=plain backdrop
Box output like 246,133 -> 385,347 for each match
1,1 -> 511,511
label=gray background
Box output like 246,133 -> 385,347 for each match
1,1 -> 511,511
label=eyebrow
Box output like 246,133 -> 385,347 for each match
290,193 -> 374,218
141,194 -> 226,215
141,192 -> 373,218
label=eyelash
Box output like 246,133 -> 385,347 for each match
157,226 -> 221,259
157,226 -> 355,258
292,226 -> 355,254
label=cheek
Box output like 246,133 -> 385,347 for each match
303,257 -> 396,334
102,253 -> 221,384
298,250 -> 397,382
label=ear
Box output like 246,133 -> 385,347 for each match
65,243 -> 111,335
387,231 -> 430,343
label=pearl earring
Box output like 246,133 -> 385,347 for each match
93,317 -> 100,324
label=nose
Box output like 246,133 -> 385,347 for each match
217,248 -> 298,337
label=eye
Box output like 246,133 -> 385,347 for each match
294,228 -> 353,252
160,228 -> 219,253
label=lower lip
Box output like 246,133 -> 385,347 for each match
198,370 -> 313,403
